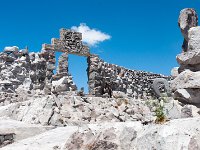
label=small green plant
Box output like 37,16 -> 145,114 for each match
145,94 -> 169,124
154,102 -> 165,123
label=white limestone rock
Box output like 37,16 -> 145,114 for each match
171,67 -> 179,77
2,118 -> 200,150
188,27 -> 200,51
177,49 -> 200,66
112,91 -> 127,99
1,126 -> 78,150
170,70 -> 200,91
177,27 -> 200,66
163,99 -> 182,119
136,117 -> 200,150
64,122 -> 142,150
0,118 -> 54,141
4,46 -> 19,53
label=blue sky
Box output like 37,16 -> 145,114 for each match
0,0 -> 199,91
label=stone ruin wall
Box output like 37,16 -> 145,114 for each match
88,55 -> 172,99
0,46 -> 77,105
0,28 -> 173,104
0,46 -> 172,103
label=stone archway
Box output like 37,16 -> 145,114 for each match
42,28 -> 90,94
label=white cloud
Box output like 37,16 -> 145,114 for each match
71,23 -> 111,46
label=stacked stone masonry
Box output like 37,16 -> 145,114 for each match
88,55 -> 172,99
42,29 -> 90,56
0,28 -> 172,100
0,46 -> 77,103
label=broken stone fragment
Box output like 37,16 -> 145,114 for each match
171,67 -> 179,77
174,88 -> 200,104
19,48 -> 28,55
4,55 -> 15,62
46,63 -> 55,70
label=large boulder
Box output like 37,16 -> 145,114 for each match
170,70 -> 200,91
174,88 -> 200,104
188,26 -> 200,51
0,119 -> 54,141
136,117 -> 200,149
178,8 -> 198,52
1,126 -> 78,150
64,122 -> 141,150
177,27 -> 200,67
177,49 -> 200,66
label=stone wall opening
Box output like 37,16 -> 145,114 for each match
68,54 -> 88,93
54,51 -> 63,74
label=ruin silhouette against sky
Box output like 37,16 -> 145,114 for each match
0,0 -> 199,90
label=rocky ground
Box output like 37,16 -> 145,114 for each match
0,90 -> 200,149
2,118 -> 200,150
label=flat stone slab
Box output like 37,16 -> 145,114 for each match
170,70 -> 200,90
2,118 -> 200,150
0,118 -> 54,141
1,126 -> 78,150
177,49 -> 200,65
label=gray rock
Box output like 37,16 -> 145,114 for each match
152,78 -> 170,97
178,8 -> 198,52
188,136 -> 200,150
174,88 -> 200,104
181,105 -> 193,118
119,127 -> 137,150
0,119 -> 54,141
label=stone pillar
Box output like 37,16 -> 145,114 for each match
178,8 -> 198,52
40,50 -> 55,93
58,53 -> 68,77
87,55 -> 103,96
177,8 -> 200,73
40,50 -> 55,81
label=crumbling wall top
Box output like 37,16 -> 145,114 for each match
43,28 -> 90,56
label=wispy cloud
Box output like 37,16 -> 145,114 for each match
71,23 -> 111,46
